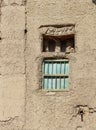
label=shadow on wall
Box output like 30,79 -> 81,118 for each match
92,0 -> 96,4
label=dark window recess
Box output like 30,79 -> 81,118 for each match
43,37 -> 56,52
61,38 -> 74,53
48,39 -> 55,52
61,40 -> 66,52
43,35 -> 75,53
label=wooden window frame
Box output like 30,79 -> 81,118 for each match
42,59 -> 69,91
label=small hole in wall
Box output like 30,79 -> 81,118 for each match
79,110 -> 84,115
24,29 -> 27,34
78,108 -> 84,122
42,34 -> 75,53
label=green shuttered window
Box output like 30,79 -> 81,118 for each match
43,59 -> 69,90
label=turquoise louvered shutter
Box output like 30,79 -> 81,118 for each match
53,63 -> 57,74
43,59 -> 69,90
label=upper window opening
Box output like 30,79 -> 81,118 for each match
43,35 -> 75,53
40,24 -> 75,53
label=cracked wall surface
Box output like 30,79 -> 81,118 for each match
0,0 -> 26,130
25,0 -> 96,130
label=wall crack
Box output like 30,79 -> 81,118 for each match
22,0 -> 27,130
70,105 -> 96,123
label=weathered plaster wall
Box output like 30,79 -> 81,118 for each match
25,0 -> 96,130
0,0 -> 96,130
0,0 -> 26,130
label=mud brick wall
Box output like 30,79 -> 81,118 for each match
0,0 -> 26,130
26,0 -> 96,130
0,0 -> 96,130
